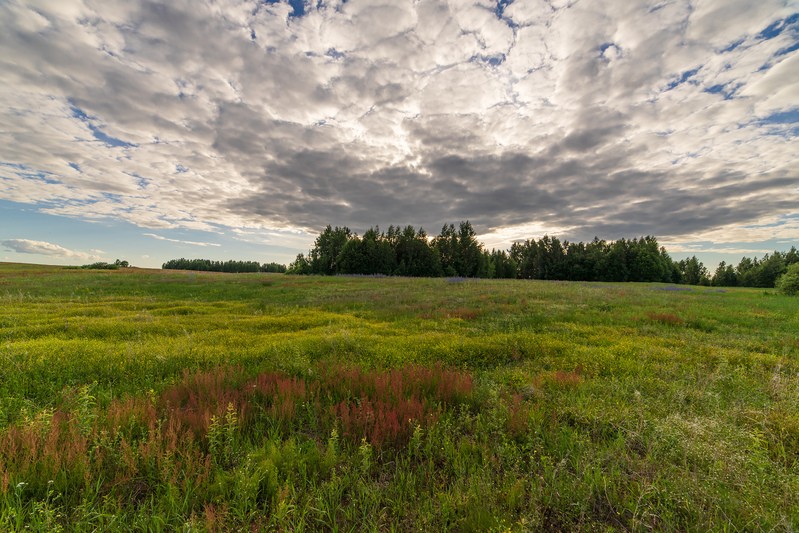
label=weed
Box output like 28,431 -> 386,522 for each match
646,312 -> 684,325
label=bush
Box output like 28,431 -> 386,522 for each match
776,263 -> 799,295
81,262 -> 119,270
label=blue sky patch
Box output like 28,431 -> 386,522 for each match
90,128 -> 134,148
720,38 -> 745,53
471,53 -> 506,67
757,13 -> 798,40
126,172 -> 150,189
3,163 -> 62,185
1,162 -> 27,171
597,42 -> 622,61
776,38 -> 799,56
494,0 -> 518,28
760,108 -> 799,124
666,67 -> 700,90
326,48 -> 345,59
69,101 -> 135,148
704,83 -> 739,100
598,42 -> 615,54
264,0 -> 306,17
495,0 -> 513,18
755,108 -> 799,136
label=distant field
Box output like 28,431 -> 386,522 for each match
0,263 -> 797,531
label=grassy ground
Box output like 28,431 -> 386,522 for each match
0,262 -> 797,531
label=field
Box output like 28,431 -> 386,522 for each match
0,263 -> 797,531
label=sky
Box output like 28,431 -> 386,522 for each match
1,0 -> 797,271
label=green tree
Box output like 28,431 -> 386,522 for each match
433,223 -> 459,276
489,249 -> 517,279
394,226 -> 440,277
776,263 -> 799,295
602,239 -> 629,282
337,237 -> 367,274
309,225 -> 353,275
538,235 -> 565,280
286,253 -> 311,275
510,239 -> 539,279
457,221 -> 484,277
627,236 -> 669,282
711,261 -> 737,286
261,262 -> 287,273
752,252 -> 786,288
785,246 -> 799,266
678,256 -> 709,286
736,256 -> 758,286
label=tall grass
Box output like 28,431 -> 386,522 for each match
0,263 -> 797,530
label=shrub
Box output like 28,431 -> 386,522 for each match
81,262 -> 119,270
775,263 -> 799,295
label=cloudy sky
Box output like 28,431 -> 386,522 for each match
1,0 -> 797,269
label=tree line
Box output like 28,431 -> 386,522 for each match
710,248 -> 799,287
162,258 -> 287,273
158,224 -> 797,288
288,221 -> 693,283
286,222 -> 797,288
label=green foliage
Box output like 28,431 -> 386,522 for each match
0,264 -> 797,530
296,223 -> 696,283
286,252 -> 311,274
712,261 -> 737,286
776,263 -> 799,295
432,221 -> 485,278
79,259 -> 130,270
309,225 -> 353,275
262,262 -> 287,273
677,255 -> 710,286
81,262 -> 119,270
162,258 -> 286,273
713,247 -> 797,288
510,235 -> 677,283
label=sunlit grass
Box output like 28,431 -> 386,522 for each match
0,263 -> 797,530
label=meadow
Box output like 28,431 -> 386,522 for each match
0,262 -> 797,531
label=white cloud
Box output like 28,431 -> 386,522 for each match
1,239 -> 101,261
142,233 -> 221,247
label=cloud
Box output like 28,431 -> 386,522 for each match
1,239 -> 100,260
662,243 -> 772,256
143,233 -> 221,247
0,0 -> 796,253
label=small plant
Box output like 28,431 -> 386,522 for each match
505,394 -> 531,438
533,368 -> 583,391
207,403 -> 240,468
646,312 -> 684,325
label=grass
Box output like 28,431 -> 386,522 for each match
0,263 -> 797,531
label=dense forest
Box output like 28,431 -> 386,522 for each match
285,222 -> 798,288
162,258 -> 287,273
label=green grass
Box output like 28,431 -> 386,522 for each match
0,262 -> 798,531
